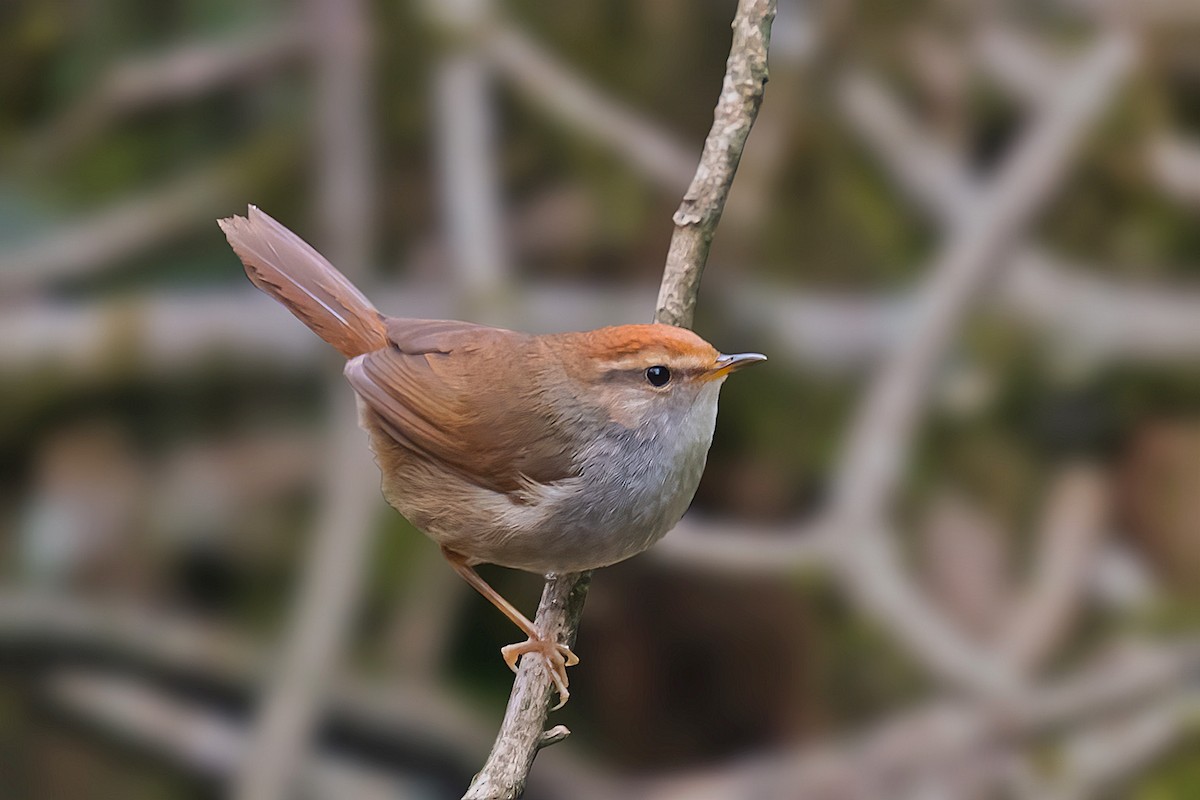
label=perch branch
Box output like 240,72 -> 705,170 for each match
463,2 -> 776,797
462,574 -> 592,800
655,0 -> 775,328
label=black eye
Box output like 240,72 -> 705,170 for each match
645,365 -> 671,387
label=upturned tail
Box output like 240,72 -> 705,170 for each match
218,206 -> 388,358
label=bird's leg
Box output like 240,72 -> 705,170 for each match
441,547 -> 579,708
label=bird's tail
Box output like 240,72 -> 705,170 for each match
218,206 -> 389,358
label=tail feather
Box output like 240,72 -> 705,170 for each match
218,206 -> 388,358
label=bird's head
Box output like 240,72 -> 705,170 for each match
547,323 -> 766,430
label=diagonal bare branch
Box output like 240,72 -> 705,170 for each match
463,2 -> 776,797
0,165 -> 248,298
23,24 -> 307,165
636,638 -> 1200,800
829,32 -> 1136,696
650,515 -> 833,575
483,25 -> 696,192
997,465 -> 1110,674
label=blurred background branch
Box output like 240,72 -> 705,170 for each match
2,0 -> 1200,798
828,29 -> 1134,697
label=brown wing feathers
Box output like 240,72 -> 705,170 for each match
221,207 -> 578,495
218,206 -> 388,358
344,333 -> 576,495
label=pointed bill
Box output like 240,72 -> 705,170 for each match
705,352 -> 767,380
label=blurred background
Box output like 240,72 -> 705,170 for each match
2,0 -> 1199,797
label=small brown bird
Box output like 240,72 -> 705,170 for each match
219,206 -> 764,706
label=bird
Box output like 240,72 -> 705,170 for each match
219,206 -> 765,707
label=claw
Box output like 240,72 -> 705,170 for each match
499,637 -> 580,709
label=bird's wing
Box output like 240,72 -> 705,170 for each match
345,319 -> 578,496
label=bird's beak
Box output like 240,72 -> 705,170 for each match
705,352 -> 767,380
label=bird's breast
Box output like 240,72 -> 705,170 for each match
361,383 -> 723,574
525,383 -> 722,571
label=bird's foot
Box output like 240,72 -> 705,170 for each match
501,636 -> 580,710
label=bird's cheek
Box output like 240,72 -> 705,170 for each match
605,393 -> 651,430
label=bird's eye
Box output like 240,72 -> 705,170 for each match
645,365 -> 671,387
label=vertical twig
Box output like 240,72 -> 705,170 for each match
462,2 -> 776,798
308,0 -> 375,275
233,396 -> 381,800
434,6 -> 511,309
232,0 -> 378,797
997,465 -> 1108,674
655,0 -> 776,328
462,573 -> 592,800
